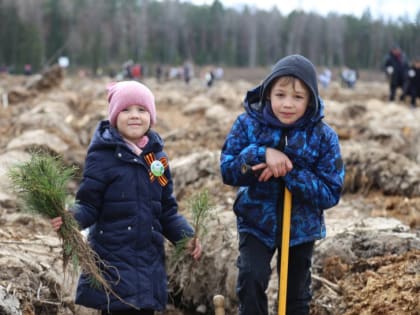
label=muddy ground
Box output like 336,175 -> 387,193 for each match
0,67 -> 419,315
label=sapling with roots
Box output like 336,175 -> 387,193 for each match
7,150 -> 135,309
167,189 -> 213,299
173,190 -> 211,261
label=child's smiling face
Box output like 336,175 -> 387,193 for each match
116,104 -> 150,141
268,76 -> 310,125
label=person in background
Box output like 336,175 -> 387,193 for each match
214,67 -> 224,80
24,64 -> 32,76
0,64 -> 8,73
340,67 -> 358,88
183,61 -> 193,84
318,68 -> 332,88
123,60 -> 134,79
205,70 -> 215,87
406,56 -> 420,108
131,64 -> 142,80
220,54 -> 345,315
383,44 -> 409,101
155,64 -> 163,83
51,81 -> 202,315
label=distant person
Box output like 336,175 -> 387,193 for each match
50,81 -> 202,315
214,67 -> 224,80
0,64 -> 8,73
340,67 -> 358,88
168,67 -> 179,80
155,64 -> 163,82
318,68 -> 332,88
123,60 -> 134,79
24,64 -> 32,76
406,56 -> 420,108
205,70 -> 215,87
220,54 -> 345,315
383,44 -> 409,101
130,64 -> 142,80
183,61 -> 193,84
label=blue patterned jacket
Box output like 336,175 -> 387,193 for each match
220,55 -> 345,249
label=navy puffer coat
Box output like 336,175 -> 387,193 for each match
220,55 -> 345,249
72,120 -> 193,311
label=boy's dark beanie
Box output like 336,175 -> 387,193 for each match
260,54 -> 319,109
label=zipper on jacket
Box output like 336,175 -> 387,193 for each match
275,132 -> 288,247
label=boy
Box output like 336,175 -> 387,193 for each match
407,56 -> 420,108
220,55 -> 345,315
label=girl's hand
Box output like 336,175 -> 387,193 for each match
50,216 -> 63,231
187,237 -> 202,261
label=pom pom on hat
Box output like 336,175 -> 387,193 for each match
107,81 -> 156,127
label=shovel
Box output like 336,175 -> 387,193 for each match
213,294 -> 225,315
278,188 -> 292,315
240,164 -> 292,314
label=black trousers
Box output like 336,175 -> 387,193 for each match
389,78 -> 406,101
101,309 -> 154,315
236,232 -> 314,315
408,86 -> 420,107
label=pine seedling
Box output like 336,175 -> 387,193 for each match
7,150 -> 134,308
167,189 -> 213,301
189,189 -> 212,247
170,189 -> 212,266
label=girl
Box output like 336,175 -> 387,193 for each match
52,81 -> 202,315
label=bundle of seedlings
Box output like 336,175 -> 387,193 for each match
7,150 -> 129,307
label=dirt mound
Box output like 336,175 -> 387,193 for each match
0,71 -> 419,315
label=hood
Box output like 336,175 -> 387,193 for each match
88,120 -> 164,153
244,54 -> 323,128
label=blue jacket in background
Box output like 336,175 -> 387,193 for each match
220,54 -> 345,249
72,120 -> 193,311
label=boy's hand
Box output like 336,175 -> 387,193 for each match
187,237 -> 202,261
261,148 -> 293,181
251,163 -> 272,182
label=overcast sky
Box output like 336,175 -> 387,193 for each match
187,0 -> 419,21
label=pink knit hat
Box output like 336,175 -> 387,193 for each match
107,81 -> 156,127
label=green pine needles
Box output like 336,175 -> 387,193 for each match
8,151 -> 80,269
167,189 -> 213,301
8,151 -> 75,218
7,151 -> 134,309
188,189 -> 212,245
171,189 -> 212,266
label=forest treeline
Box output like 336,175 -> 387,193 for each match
1,0 -> 420,74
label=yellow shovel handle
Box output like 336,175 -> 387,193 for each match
278,188 -> 292,315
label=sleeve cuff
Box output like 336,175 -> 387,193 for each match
257,146 -> 266,163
